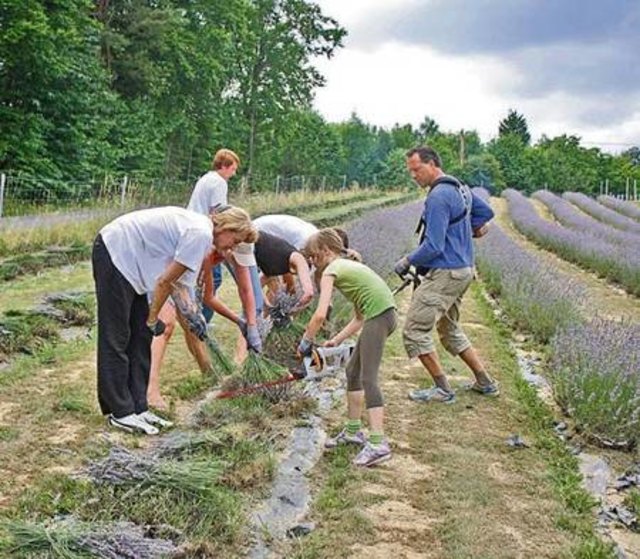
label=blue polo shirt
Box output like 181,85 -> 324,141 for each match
408,182 -> 494,270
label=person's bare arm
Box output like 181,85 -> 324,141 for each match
290,252 -> 314,307
147,261 -> 189,325
303,274 -> 334,340
325,311 -> 363,346
232,260 -> 257,326
201,259 -> 241,324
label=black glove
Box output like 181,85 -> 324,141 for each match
297,337 -> 313,358
147,319 -> 166,337
185,312 -> 208,341
394,256 -> 411,278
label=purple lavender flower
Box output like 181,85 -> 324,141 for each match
504,189 -> 640,296
344,200 -> 422,276
474,188 -> 585,343
598,195 -> 640,222
563,192 -> 640,235
551,319 -> 640,446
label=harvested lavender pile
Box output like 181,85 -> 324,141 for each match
84,445 -> 224,497
0,518 -> 179,559
151,430 -> 227,459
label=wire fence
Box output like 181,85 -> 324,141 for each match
0,171 -> 387,218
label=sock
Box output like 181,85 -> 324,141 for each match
369,432 -> 383,446
345,419 -> 362,435
474,370 -> 493,386
434,375 -> 452,393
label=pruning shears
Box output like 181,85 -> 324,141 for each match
392,269 -> 421,295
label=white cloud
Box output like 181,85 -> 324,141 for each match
313,42 -> 519,142
312,1 -> 640,153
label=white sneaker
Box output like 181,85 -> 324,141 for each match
109,413 -> 159,435
137,410 -> 174,429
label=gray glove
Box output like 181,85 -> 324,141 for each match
297,337 -> 313,358
246,324 -> 262,353
185,312 -> 208,341
394,256 -> 411,278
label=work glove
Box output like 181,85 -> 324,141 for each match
237,317 -> 248,337
394,256 -> 411,278
147,319 -> 166,337
297,337 -> 314,358
245,324 -> 262,353
185,312 -> 208,341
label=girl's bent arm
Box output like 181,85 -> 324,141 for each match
330,312 -> 364,345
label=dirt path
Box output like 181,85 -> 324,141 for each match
492,196 -> 640,322
298,285 -> 600,559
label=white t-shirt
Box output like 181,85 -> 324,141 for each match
187,171 -> 228,215
253,215 -> 318,250
101,207 -> 213,295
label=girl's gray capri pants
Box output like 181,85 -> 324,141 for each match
345,307 -> 397,408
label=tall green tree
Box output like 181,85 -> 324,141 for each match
228,0 -> 346,181
0,0 -> 116,181
498,109 -> 531,146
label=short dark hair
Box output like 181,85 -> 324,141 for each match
406,146 -> 442,168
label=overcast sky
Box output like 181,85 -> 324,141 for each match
312,0 -> 640,152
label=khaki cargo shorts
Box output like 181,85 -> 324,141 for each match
403,267 -> 474,358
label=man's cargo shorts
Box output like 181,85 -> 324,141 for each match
403,267 -> 474,358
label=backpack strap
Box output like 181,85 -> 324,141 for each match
414,175 -> 472,243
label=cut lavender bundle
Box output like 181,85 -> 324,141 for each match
84,445 -> 225,497
0,518 -> 180,559
205,336 -> 235,379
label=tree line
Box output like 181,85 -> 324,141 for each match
1,1 -> 638,196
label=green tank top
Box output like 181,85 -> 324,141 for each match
323,258 -> 396,320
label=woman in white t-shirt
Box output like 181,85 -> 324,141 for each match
92,206 -> 257,435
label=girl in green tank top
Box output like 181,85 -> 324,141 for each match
297,229 -> 397,468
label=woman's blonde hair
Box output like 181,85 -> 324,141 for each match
212,206 -> 259,243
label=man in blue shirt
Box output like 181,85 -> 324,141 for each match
394,146 -> 497,403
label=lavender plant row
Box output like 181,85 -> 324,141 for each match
534,190 -> 640,246
476,188 -> 640,446
563,191 -> 640,236
598,195 -> 640,222
505,189 -> 640,296
345,199 -> 422,276
550,319 -> 640,446
473,188 -> 585,343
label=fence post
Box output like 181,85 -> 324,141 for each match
342,175 -> 347,189
634,179 -> 638,201
0,172 -> 5,218
605,178 -> 609,196
275,175 -> 281,195
120,175 -> 128,209
321,175 -> 326,192
625,177 -> 630,201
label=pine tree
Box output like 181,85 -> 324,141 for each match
498,109 -> 531,146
